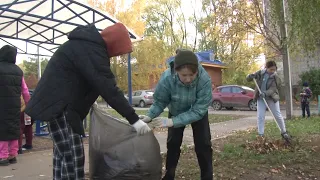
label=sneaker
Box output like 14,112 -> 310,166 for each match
0,158 -> 9,166
22,144 -> 33,150
8,157 -> 17,164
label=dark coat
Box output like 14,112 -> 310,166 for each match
0,45 -> 23,141
25,25 -> 139,136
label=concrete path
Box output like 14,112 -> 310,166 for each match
0,108 -> 318,180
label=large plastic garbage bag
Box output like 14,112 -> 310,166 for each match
89,104 -> 162,180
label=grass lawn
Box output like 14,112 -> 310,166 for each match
169,116 -> 320,180
105,109 -> 247,124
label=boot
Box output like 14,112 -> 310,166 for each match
8,157 -> 17,164
0,158 -> 9,166
22,144 -> 33,150
18,148 -> 23,154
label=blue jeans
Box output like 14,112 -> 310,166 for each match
257,99 -> 287,135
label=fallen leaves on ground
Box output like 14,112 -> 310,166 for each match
243,136 -> 293,154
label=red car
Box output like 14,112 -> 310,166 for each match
212,85 -> 257,111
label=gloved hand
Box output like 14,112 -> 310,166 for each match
139,115 -> 152,123
259,92 -> 266,98
248,74 -> 256,79
132,120 -> 151,135
149,117 -> 173,128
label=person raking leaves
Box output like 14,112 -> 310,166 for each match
140,49 -> 213,180
246,60 -> 291,144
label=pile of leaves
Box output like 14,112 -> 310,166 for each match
242,136 -> 294,154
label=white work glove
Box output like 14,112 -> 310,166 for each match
149,117 -> 173,128
132,120 -> 151,135
139,115 -> 152,123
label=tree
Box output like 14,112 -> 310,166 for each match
198,0 -> 263,86
87,0 -> 265,91
143,0 -> 191,50
288,0 -> 320,52
237,0 -> 287,58
87,0 -> 125,16
87,0 -> 148,92
131,37 -> 170,90
23,56 -> 49,78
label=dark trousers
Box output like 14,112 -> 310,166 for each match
163,112 -> 213,180
301,102 -> 310,118
19,112 -> 34,149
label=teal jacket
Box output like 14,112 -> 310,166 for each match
147,62 -> 212,128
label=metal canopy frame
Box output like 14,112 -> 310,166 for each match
0,0 -> 140,106
0,0 -> 140,56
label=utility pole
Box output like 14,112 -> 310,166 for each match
279,0 -> 293,119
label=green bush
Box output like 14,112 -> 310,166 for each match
299,68 -> 320,100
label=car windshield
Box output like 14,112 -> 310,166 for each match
146,91 -> 154,95
241,86 -> 254,91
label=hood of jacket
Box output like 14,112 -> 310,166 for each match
0,45 -> 17,64
68,25 -> 106,48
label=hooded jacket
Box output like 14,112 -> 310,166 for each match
25,25 -> 139,135
147,61 -> 212,127
0,45 -> 23,141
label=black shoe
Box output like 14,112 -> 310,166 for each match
22,144 -> 33,150
18,148 -> 23,154
0,158 -> 9,166
8,157 -> 17,164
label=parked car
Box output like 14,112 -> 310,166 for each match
212,85 -> 257,111
125,90 -> 154,107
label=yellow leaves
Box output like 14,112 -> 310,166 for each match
87,0 -> 146,37
131,37 -> 170,90
115,0 -> 146,36
87,0 -> 149,91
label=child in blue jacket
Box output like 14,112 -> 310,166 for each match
140,49 -> 213,180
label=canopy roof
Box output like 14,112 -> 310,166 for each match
0,0 -> 141,56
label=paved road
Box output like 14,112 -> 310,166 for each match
103,104 -> 318,117
102,103 -> 319,114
